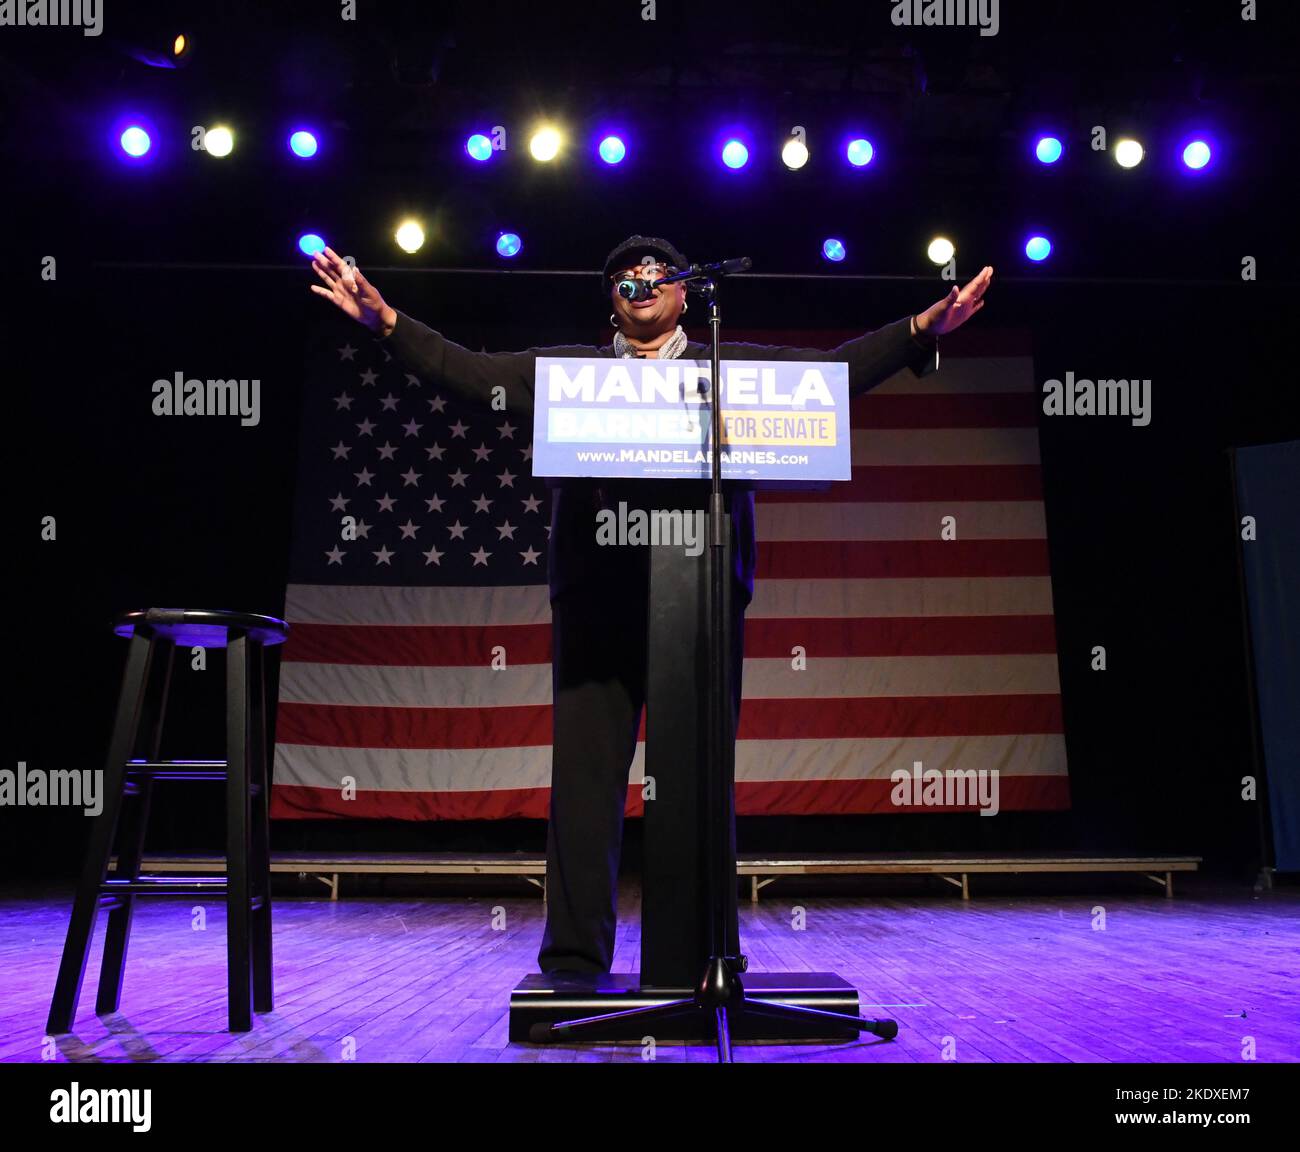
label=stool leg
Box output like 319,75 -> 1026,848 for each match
249,641 -> 274,1013
226,632 -> 254,1032
47,631 -> 154,1034
96,638 -> 174,1015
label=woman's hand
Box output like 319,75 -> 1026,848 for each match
915,265 -> 993,337
310,246 -> 396,337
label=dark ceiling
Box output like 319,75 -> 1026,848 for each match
4,0 -> 1297,278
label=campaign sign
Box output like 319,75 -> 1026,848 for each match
532,356 -> 850,481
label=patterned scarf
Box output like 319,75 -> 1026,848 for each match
612,324 -> 689,360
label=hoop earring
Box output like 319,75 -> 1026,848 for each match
682,300 -> 688,313
610,313 -> 618,328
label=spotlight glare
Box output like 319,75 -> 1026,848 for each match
496,232 -> 522,258
466,133 -> 493,162
119,125 -> 151,157
298,233 -> 326,257
822,238 -> 846,262
1114,138 -> 1144,168
927,236 -> 955,265
289,130 -> 318,158
1183,140 -> 1211,170
173,34 -> 187,57
1035,136 -> 1063,164
394,219 -> 426,254
782,138 -> 809,170
721,139 -> 749,169
598,136 -> 626,165
846,138 -> 874,167
1025,235 -> 1052,262
204,125 -> 234,157
529,127 -> 562,162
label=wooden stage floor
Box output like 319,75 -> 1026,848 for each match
3,880 -> 1297,1063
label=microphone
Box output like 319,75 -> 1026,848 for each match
652,256 -> 752,288
615,277 -> 657,302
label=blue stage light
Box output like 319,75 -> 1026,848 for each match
466,133 -> 494,162
1182,140 -> 1212,170
289,130 -> 318,158
1025,235 -> 1052,262
822,238 -> 846,262
721,139 -> 749,169
1035,136 -> 1063,164
598,136 -> 626,165
120,125 -> 151,157
846,138 -> 874,167
496,232 -> 522,258
298,233 -> 326,257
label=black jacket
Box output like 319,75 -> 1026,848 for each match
380,310 -> 939,605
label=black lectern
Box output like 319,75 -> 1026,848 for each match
508,516 -> 865,1045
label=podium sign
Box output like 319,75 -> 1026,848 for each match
532,356 -> 850,481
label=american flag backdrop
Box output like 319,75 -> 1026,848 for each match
269,321 -> 1068,821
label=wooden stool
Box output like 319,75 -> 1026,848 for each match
46,608 -> 288,1034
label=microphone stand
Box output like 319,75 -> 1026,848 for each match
527,258 -> 898,1061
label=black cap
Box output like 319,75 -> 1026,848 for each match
601,235 -> 689,286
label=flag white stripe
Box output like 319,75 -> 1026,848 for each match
742,654 -> 1060,698
279,653 -> 1061,709
285,582 -> 552,627
284,575 -> 1056,628
274,733 -> 1067,793
747,576 -> 1055,618
280,661 -> 554,708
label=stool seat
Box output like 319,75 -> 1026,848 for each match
113,608 -> 288,648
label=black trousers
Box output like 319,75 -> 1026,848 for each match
537,564 -> 746,975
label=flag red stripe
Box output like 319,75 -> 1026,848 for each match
270,773 -> 1069,821
276,700 -> 552,748
744,614 -> 1057,656
283,622 -> 551,666
758,465 -> 1043,502
738,694 -> 1062,739
756,539 -> 1051,579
